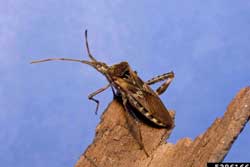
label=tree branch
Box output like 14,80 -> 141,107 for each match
75,87 -> 250,167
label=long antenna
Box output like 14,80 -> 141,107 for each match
30,58 -> 92,65
30,30 -> 97,66
85,30 -> 97,62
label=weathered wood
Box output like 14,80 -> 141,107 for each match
75,87 -> 250,167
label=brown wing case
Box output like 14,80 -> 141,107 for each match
114,77 -> 173,127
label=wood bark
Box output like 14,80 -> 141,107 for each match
75,87 -> 250,167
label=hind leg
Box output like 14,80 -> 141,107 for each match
146,71 -> 174,95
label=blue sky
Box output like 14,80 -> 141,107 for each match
1,0 -> 250,166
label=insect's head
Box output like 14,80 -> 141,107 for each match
90,61 -> 109,74
108,61 -> 130,78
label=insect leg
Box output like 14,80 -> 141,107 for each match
122,97 -> 149,157
88,84 -> 111,114
146,71 -> 174,95
111,86 -> 116,97
146,71 -> 174,85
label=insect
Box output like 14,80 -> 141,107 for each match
31,30 -> 174,154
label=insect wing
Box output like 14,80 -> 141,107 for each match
114,77 -> 173,127
132,87 -> 173,127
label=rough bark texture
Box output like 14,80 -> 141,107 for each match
75,87 -> 250,167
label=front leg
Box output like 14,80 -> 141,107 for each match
146,71 -> 174,95
88,84 -> 111,114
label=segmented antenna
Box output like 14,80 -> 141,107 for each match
85,30 -> 97,62
30,58 -> 92,66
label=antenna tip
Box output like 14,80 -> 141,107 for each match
85,29 -> 88,36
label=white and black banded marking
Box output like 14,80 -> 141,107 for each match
146,72 -> 174,95
127,95 -> 165,127
146,72 -> 174,85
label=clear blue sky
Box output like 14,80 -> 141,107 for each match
1,0 -> 250,166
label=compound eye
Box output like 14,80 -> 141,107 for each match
122,70 -> 130,79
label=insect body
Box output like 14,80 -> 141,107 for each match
31,30 -> 174,128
